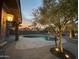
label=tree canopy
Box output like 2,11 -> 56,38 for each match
33,0 -> 78,32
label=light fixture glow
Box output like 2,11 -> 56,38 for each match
65,54 -> 69,58
55,48 -> 59,51
7,14 -> 13,22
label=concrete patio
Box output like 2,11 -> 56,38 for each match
0,35 -> 78,59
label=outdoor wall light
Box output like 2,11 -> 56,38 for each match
7,14 -> 14,22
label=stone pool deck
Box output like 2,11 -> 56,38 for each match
0,36 -> 78,59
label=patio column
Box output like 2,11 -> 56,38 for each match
0,0 -> 7,47
15,23 -> 19,41
0,0 -> 4,42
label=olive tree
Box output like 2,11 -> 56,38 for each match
33,0 -> 77,52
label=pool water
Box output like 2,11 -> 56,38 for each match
23,35 -> 55,41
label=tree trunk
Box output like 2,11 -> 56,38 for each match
59,31 -> 63,52
72,30 -> 75,38
69,30 -> 75,39
69,30 -> 72,39
55,33 -> 58,48
48,31 -> 50,40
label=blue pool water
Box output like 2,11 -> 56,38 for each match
23,34 -> 55,41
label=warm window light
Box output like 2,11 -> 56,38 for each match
7,14 -> 13,22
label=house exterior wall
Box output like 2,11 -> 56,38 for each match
0,0 -> 22,46
0,9 -> 7,43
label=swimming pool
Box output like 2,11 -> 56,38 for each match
23,34 -> 55,41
